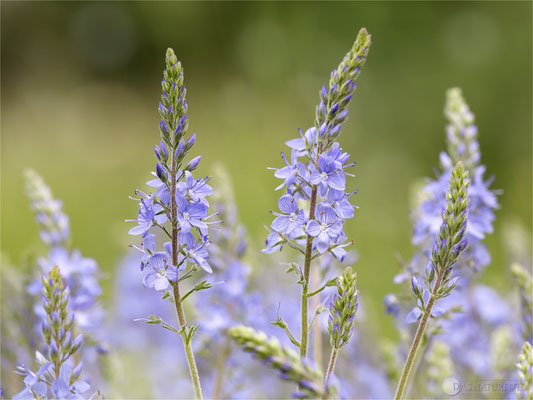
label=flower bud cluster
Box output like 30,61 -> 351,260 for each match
25,169 -> 69,248
229,326 -> 337,399
406,162 -> 470,323
517,341 -> 533,400
316,28 -> 371,150
129,48 -> 217,291
328,267 -> 358,349
264,28 -> 371,262
444,88 -> 480,171
14,266 -> 92,399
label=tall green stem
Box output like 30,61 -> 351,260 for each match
312,266 -> 323,368
394,268 -> 445,400
171,159 -> 203,400
300,185 -> 318,359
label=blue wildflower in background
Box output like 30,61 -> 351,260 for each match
409,88 -> 499,278
388,88 -> 500,326
24,170 -> 105,354
14,266 -> 97,400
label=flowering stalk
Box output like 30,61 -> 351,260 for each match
129,48 -> 216,399
229,326 -> 336,399
325,267 -> 358,384
302,28 -> 370,360
14,266 -> 93,399
395,162 -> 470,400
24,169 -> 103,352
264,28 -> 371,366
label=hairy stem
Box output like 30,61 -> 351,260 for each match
394,268 -> 446,400
300,185 -> 318,359
324,347 -> 338,386
312,266 -> 323,369
171,159 -> 203,400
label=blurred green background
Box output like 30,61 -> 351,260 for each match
2,1 -> 531,336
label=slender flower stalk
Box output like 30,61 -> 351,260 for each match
128,48 -> 216,399
395,162 -> 470,400
264,28 -> 371,366
325,267 -> 358,384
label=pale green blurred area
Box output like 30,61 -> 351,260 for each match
1,0 -> 532,339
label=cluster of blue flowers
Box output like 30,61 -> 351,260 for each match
408,88 -> 498,280
6,28 -> 533,400
14,266 -> 95,400
128,49 -> 216,294
264,28 -> 371,264
24,170 -> 104,350
387,88 -> 500,323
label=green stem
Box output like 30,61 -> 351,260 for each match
300,185 -> 318,359
312,266 -> 323,369
394,269 -> 445,400
324,347 -> 338,385
171,158 -> 203,400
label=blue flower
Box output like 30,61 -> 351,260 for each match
129,195 -> 167,237
177,171 -> 213,203
15,267 -> 94,399
180,232 -> 212,273
272,150 -> 303,191
176,195 -> 208,232
143,252 -> 179,291
383,294 -> 400,317
271,194 -> 306,234
306,203 -> 343,253
309,155 -> 346,196
328,189 -> 356,219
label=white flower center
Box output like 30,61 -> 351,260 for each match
157,268 -> 166,277
289,212 -> 298,221
183,212 -> 190,220
320,223 -> 328,232
320,172 -> 328,180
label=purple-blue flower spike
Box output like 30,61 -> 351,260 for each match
24,169 -> 104,357
265,28 -> 371,367
395,162 -> 470,400
13,266 -> 95,400
129,48 -> 213,399
410,88 -> 498,276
